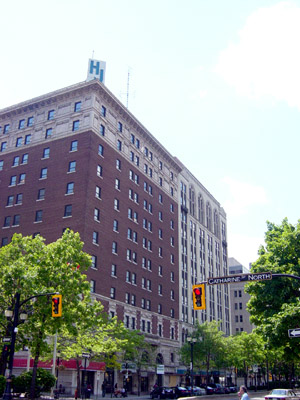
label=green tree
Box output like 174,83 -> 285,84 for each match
0,230 -> 130,399
122,331 -> 155,396
247,219 -> 300,375
180,321 -> 226,384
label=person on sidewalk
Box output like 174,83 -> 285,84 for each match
238,385 -> 250,400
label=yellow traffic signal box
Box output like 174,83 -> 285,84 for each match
192,284 -> 206,310
52,294 -> 62,317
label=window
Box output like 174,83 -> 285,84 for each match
141,298 -> 145,309
171,289 -> 175,300
45,128 -> 53,138
159,161 -> 163,170
159,194 -> 163,203
64,204 -> 72,217
116,159 -> 121,170
159,211 -> 163,221
96,186 -> 101,199
70,140 -> 78,151
98,144 -> 104,156
132,272 -> 137,285
13,214 -> 20,226
159,177 -> 163,186
37,188 -> 45,200
111,264 -> 117,276
114,198 -> 119,210
117,140 -> 122,151
91,255 -> 97,269
171,308 -> 174,318
240,315 -> 243,322
10,175 -> 17,186
112,241 -> 118,254
113,219 -> 118,232
4,216 -> 11,227
19,173 -> 26,184
35,210 -> 43,222
170,203 -> 174,213
239,302 -> 243,310
16,193 -> 23,205
235,303 -> 238,310
90,280 -> 96,293
0,160 -> 3,170
40,168 -> 48,179
147,279 -> 151,291
118,122 -> 122,132
135,155 -> 139,166
158,324 -> 162,336
126,271 -> 131,283
158,304 -> 162,314
1,237 -> 8,247
100,124 -> 105,136
25,134 -> 31,144
92,231 -> 99,244
27,116 -> 34,127
110,287 -> 115,299
159,247 -> 163,257
66,182 -> 74,194
125,293 -> 130,304
170,237 -> 174,247
68,161 -> 76,173
158,265 -> 163,276
7,196 -> 14,206
74,101 -> 81,112
21,153 -> 28,164
101,105 -> 106,117
170,220 -> 174,230
97,165 -> 102,177
19,119 -> 25,129
16,137 -> 23,147
136,138 -> 140,148
239,290 -> 242,297
3,124 -> 10,134
147,321 -> 151,333
1,142 -> 7,152
235,316 -> 238,323
43,147 -> 50,158
12,156 -> 20,167
115,178 -> 120,190
48,110 -> 55,120
72,120 -> 80,131
171,254 -> 174,264
170,187 -> 174,196
159,229 -> 163,239
158,284 -> 162,296
94,208 -> 100,222
171,271 -> 174,282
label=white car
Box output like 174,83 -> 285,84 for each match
188,386 -> 206,396
265,389 -> 300,400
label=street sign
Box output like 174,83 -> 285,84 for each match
288,328 -> 300,338
82,352 -> 91,358
207,272 -> 272,285
2,337 -> 11,343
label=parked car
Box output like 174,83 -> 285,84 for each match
150,386 -> 175,399
186,386 -> 206,396
226,385 -> 238,393
205,385 -> 215,395
265,389 -> 300,400
173,386 -> 189,398
215,384 -> 226,394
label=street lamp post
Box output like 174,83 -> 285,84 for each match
187,337 -> 196,395
3,291 -> 59,400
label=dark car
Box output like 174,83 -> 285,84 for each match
215,384 -> 226,394
173,386 -> 189,398
150,386 -> 175,399
226,385 -> 238,393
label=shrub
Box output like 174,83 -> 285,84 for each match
13,368 -> 56,397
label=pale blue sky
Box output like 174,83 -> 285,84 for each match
1,0 -> 299,268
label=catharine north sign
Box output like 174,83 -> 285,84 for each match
207,272 -> 272,285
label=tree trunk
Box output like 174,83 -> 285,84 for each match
29,318 -> 46,400
76,358 -> 81,397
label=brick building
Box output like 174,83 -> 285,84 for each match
0,77 -> 229,392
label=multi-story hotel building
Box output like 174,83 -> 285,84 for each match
0,76 -> 229,393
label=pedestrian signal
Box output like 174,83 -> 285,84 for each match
52,295 -> 62,317
192,284 -> 206,310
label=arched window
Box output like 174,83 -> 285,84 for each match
189,186 -> 195,217
198,195 -> 204,224
206,202 -> 212,231
156,353 -> 164,364
214,210 -> 219,237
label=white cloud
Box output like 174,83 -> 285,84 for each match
222,176 -> 268,217
215,1 -> 300,109
228,233 -> 264,268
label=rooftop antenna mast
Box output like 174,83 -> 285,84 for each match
126,68 -> 130,109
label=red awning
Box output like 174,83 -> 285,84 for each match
13,358 -> 105,371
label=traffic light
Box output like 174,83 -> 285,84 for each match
192,284 -> 206,310
2,344 -> 10,358
52,295 -> 62,317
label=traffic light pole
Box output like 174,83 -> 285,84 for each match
3,291 -> 59,400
